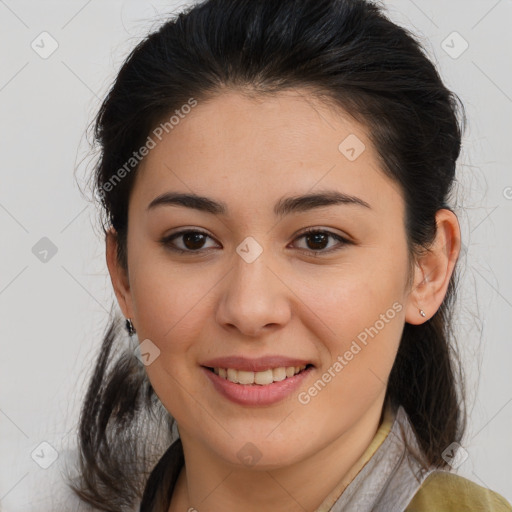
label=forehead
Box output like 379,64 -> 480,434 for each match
130,88 -> 403,218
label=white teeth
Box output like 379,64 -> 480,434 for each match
254,369 -> 273,385
237,370 -> 255,385
212,365 -> 307,385
272,367 -> 287,382
227,368 -> 238,383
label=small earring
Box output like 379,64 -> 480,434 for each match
125,318 -> 136,336
419,309 -> 426,318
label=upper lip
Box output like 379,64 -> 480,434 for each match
201,356 -> 313,373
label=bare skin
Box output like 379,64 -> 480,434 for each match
106,88 -> 460,512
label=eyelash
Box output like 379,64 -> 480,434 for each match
160,228 -> 351,256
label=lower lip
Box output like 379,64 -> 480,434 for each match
202,366 -> 313,406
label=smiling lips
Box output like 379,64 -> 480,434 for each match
201,356 -> 314,406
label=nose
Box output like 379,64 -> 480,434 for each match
215,249 -> 292,338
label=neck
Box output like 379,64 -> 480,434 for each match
168,395 -> 386,512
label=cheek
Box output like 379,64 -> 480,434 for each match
299,250 -> 407,398
129,254 -> 212,352
129,259 -> 213,423
313,283 -> 404,390
299,287 -> 404,435
301,255 -> 407,341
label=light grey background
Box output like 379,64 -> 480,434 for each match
0,0 -> 511,509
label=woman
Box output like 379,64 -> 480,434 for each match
69,0 -> 512,510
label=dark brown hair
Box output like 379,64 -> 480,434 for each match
70,0 -> 467,509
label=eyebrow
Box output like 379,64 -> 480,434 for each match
146,190 -> 371,216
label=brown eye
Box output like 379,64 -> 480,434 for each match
161,230 -> 218,254
293,229 -> 350,255
181,232 -> 207,250
304,232 -> 329,251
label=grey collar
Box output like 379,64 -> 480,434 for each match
329,405 -> 434,511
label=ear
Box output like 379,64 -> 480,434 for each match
405,209 -> 461,325
106,227 -> 134,321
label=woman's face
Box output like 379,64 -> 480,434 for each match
115,89 -> 416,468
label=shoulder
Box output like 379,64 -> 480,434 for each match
405,470 -> 512,512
